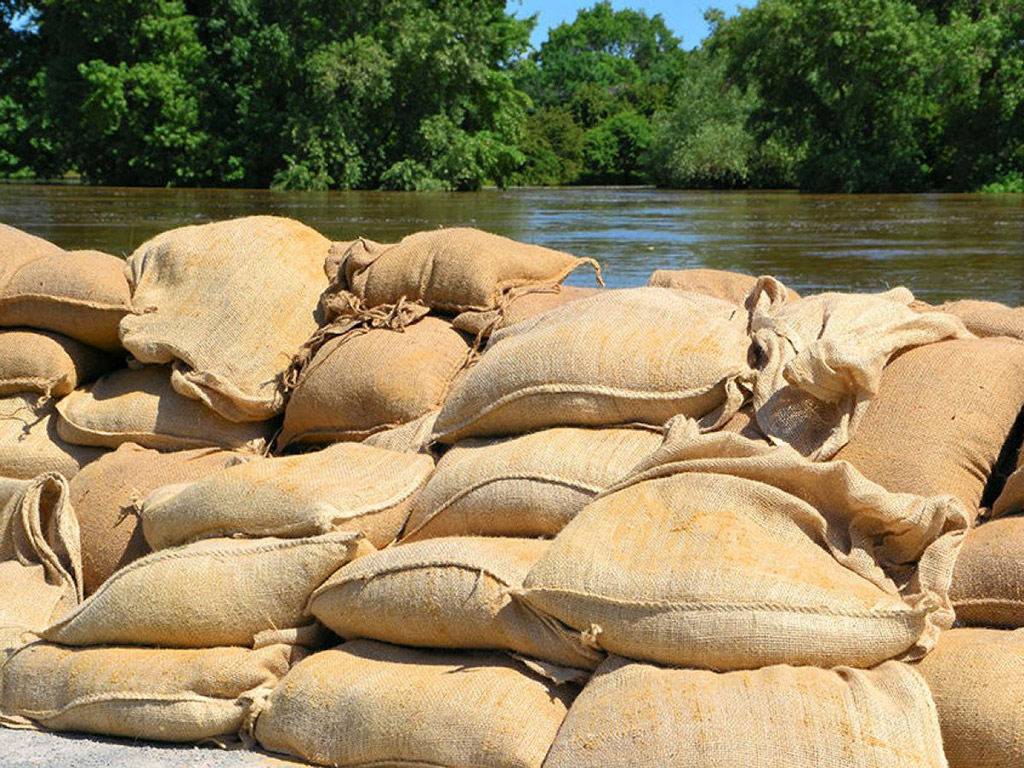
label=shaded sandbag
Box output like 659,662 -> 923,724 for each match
42,531 -> 372,648
834,338 -> 1024,512
719,403 -> 769,441
0,641 -> 303,742
749,279 -> 970,459
914,627 -> 1024,768
452,285 -> 602,339
647,267 -> 801,305
69,443 -> 253,596
140,442 -> 434,551
327,227 -> 600,313
949,517 -> 1024,627
120,216 -> 330,422
0,474 -> 82,635
0,234 -> 131,352
280,303 -> 471,447
56,365 -> 272,452
402,427 -> 662,540
992,450 -> 1024,517
433,287 -> 755,443
310,537 -> 601,669
360,410 -> 439,454
930,299 -> 1024,339
544,656 -> 945,768
0,329 -> 116,397
0,394 -> 105,480
520,418 -> 969,670
254,640 -> 574,768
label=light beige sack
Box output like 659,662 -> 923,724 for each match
0,330 -> 115,397
749,279 -> 970,459
433,287 -> 754,443
992,450 -> 1024,517
280,301 -> 471,447
42,532 -> 373,648
254,640 -> 574,768
120,216 -> 330,422
69,443 -> 252,596
403,427 -> 662,540
0,232 -> 131,352
949,517 -> 1024,627
360,410 -> 439,454
545,656 -> 946,768
0,474 -> 82,635
520,418 -> 969,670
834,338 -> 1024,511
327,227 -> 600,313
140,442 -> 434,551
647,268 -> 801,305
0,641 -> 302,742
929,299 -> 1024,339
0,394 -> 104,480
914,628 -> 1024,768
452,285 -> 602,338
310,537 -> 601,669
56,365 -> 272,452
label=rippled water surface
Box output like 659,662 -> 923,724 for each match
2,185 -> 1021,304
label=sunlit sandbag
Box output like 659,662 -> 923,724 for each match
647,267 -> 800,304
452,285 -> 601,338
0,329 -> 115,397
949,517 -> 1024,627
0,394 -> 104,480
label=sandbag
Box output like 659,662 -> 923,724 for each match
0,641 -> 302,742
120,216 -> 330,422
69,443 -> 252,596
254,640 -> 574,768
0,394 -> 104,480
0,237 -> 131,352
749,279 -> 970,459
0,474 -> 82,635
403,427 -> 662,540
55,365 -> 272,452
949,517 -> 1024,627
280,306 -> 471,447
0,222 -> 62,264
992,450 -> 1024,517
520,418 -> 969,670
0,329 -> 115,397
310,537 -> 601,669
433,287 -> 755,443
452,285 -> 602,338
42,531 -> 372,648
931,299 -> 1024,339
914,627 -> 1024,768
834,337 -> 1024,512
544,656 -> 946,768
647,268 -> 801,305
360,410 -> 439,454
327,227 -> 600,313
140,442 -> 434,551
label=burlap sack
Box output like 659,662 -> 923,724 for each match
120,216 -> 330,422
930,299 -> 1024,340
42,531 -> 373,648
140,442 -> 434,551
280,307 -> 471,447
0,474 -> 82,635
0,641 -> 302,742
834,338 -> 1024,511
749,279 -> 970,459
56,365 -> 272,452
254,640 -> 574,768
914,627 -> 1024,768
545,656 -> 946,768
0,394 -> 104,480
0,329 -> 115,397
310,537 -> 601,669
520,418 -> 969,670
327,227 -> 600,313
402,427 -> 662,540
992,450 -> 1024,517
647,268 -> 801,305
719,403 -> 770,441
452,285 -> 602,339
949,517 -> 1024,627
70,443 -> 253,596
0,236 -> 131,352
360,410 -> 439,454
433,288 -> 755,443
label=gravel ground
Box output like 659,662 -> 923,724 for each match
0,728 -> 308,767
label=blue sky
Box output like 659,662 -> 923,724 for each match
505,0 -> 742,50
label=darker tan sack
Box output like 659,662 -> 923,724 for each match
992,449 -> 1024,518
950,517 -> 1024,627
451,285 -> 601,339
0,329 -> 115,397
929,299 -> 1024,340
647,268 -> 800,305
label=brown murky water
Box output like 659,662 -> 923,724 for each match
2,184 -> 1021,304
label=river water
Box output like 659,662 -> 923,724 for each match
2,184 -> 1021,305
